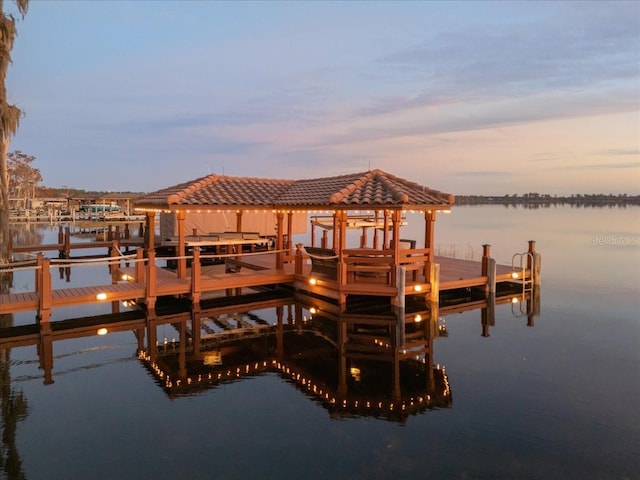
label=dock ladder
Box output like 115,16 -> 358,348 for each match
511,251 -> 534,295
510,251 -> 534,317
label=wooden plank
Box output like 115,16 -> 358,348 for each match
0,292 -> 39,313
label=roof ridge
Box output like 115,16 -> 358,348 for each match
375,170 -> 409,203
328,171 -> 375,203
167,174 -> 219,204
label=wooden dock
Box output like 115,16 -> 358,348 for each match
0,239 -> 539,322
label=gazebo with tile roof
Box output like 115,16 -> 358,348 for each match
133,169 -> 454,300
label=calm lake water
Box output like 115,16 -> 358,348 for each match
2,205 -> 639,480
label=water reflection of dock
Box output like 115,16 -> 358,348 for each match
2,170 -> 541,344
0,286 -> 537,421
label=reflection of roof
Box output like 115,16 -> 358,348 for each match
134,169 -> 454,211
139,330 -> 451,423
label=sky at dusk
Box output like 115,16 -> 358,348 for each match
6,0 -> 640,195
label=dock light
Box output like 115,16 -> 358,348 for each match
309,307 -> 317,315
511,297 -> 519,304
414,314 -> 423,322
96,292 -> 108,301
414,284 -> 423,292
511,272 -> 520,279
97,328 -> 108,336
121,273 -> 133,281
309,277 -> 317,286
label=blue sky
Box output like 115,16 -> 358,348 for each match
6,0 -> 640,194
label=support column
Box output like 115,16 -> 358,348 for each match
390,210 -> 402,286
275,212 -> 285,269
287,212 -> 293,260
394,265 -> 406,346
177,210 -> 186,279
145,211 -> 156,255
38,257 -> 52,323
373,210 -> 380,249
528,240 -> 542,286
482,244 -> 496,294
332,212 -> 339,250
145,249 -> 157,316
191,246 -> 201,309
236,210 -> 243,232
424,210 -> 436,264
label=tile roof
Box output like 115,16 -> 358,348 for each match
134,169 -> 454,210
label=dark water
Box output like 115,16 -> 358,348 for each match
2,205 -> 639,480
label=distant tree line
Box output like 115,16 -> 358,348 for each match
454,193 -> 640,208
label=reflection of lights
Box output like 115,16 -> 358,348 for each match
97,328 -> 108,336
350,367 -> 361,381
414,284 -> 423,292
96,292 -> 108,301
511,272 -> 519,279
122,299 -> 137,308
309,277 -> 317,285
511,297 -> 519,304
121,274 -> 133,281
414,314 -> 423,322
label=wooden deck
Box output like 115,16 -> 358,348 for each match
0,247 -> 534,321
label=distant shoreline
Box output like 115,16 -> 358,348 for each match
454,194 -> 640,207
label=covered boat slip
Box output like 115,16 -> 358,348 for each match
131,169 -> 539,313
1,169 -> 539,321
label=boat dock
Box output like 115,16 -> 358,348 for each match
0,239 -> 540,323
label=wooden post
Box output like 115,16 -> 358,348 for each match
191,247 -> 201,310
145,249 -> 157,315
236,210 -> 243,232
35,253 -> 44,296
394,266 -> 406,338
360,226 -> 367,248
429,262 -> 440,305
481,244 -> 491,276
383,210 -> 389,249
64,226 -> 71,258
145,212 -> 156,254
177,210 -> 186,279
373,210 -> 380,249
39,257 -> 52,323
135,248 -> 144,282
275,212 -> 284,270
310,219 -> 316,247
528,240 -> 542,286
424,210 -> 436,264
390,210 -> 402,286
337,211 -> 348,288
295,243 -> 303,275
287,212 -> 293,260
487,258 -> 496,294
109,240 -> 119,275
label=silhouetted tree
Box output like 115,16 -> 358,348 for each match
0,0 -> 28,268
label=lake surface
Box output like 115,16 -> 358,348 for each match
2,205 -> 638,480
